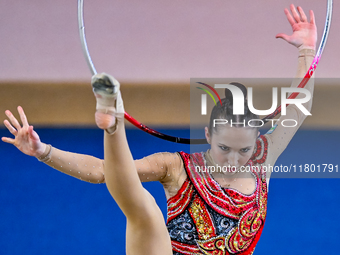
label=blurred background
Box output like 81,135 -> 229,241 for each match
1,0 -> 339,254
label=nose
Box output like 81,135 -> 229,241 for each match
227,152 -> 239,168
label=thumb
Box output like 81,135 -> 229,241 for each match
276,33 -> 291,42
28,126 -> 40,141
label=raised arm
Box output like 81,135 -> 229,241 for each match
264,5 -> 317,171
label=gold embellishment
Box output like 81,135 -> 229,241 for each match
259,183 -> 268,219
197,236 -> 227,255
189,199 -> 214,240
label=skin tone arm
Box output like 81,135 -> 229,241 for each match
2,107 -> 182,188
264,4 -> 317,177
2,107 -> 106,183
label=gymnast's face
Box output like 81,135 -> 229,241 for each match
205,126 -> 259,173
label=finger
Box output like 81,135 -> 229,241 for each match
1,136 -> 15,145
5,110 -> 22,130
18,106 -> 29,128
276,33 -> 291,42
290,4 -> 301,23
29,126 -> 39,141
310,10 -> 315,25
297,6 -> 308,22
3,119 -> 18,136
284,8 -> 296,27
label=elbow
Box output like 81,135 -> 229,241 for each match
87,172 -> 106,184
96,174 -> 106,184
300,99 -> 313,121
96,175 -> 106,184
288,105 -> 309,126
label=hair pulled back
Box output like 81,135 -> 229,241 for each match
208,82 -> 260,134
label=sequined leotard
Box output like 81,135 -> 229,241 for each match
167,135 -> 268,255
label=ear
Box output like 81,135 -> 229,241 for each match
205,127 -> 211,144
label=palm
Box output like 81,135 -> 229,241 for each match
290,23 -> 317,48
15,127 -> 41,156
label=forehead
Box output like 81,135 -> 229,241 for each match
212,126 -> 257,147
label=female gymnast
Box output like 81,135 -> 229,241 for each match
2,4 -> 317,255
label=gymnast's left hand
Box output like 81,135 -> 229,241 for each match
276,4 -> 317,50
2,106 -> 46,158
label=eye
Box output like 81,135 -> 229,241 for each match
241,148 -> 250,153
219,146 -> 229,151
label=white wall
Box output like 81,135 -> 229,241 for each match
0,0 -> 338,82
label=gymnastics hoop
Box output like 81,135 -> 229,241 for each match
77,0 -> 333,144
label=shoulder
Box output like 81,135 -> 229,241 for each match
141,151 -> 181,161
177,151 -> 207,166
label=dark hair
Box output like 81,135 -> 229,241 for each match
208,82 -> 260,135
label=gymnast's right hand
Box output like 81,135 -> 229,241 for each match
2,106 -> 46,157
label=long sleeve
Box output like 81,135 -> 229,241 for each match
42,146 -> 105,183
264,48 -> 316,175
38,145 -> 184,192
